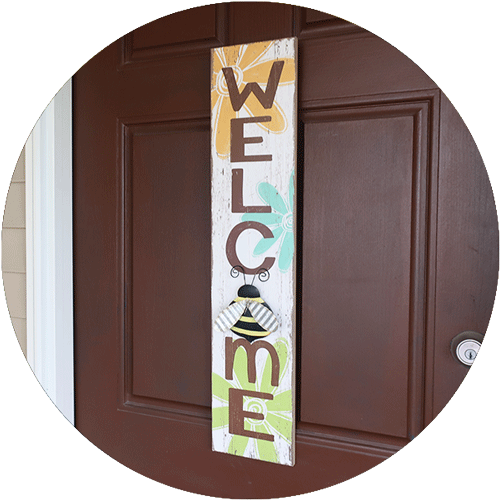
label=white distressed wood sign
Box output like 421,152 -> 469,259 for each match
211,38 -> 297,466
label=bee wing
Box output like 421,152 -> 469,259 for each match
247,301 -> 279,333
214,300 -> 247,332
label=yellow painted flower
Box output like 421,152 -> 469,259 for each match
211,40 -> 295,158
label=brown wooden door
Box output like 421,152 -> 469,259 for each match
73,3 -> 498,497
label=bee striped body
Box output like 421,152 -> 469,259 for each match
214,283 -> 279,342
230,297 -> 272,342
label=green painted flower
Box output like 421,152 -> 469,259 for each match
212,338 -> 292,463
242,172 -> 294,272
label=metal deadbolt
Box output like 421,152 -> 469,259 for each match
456,339 -> 480,366
450,331 -> 484,367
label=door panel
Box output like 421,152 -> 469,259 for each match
123,4 -> 227,64
300,35 -> 436,102
126,119 -> 211,406
73,3 -> 497,497
300,94 -> 437,444
229,2 -> 294,44
432,95 -> 499,414
131,5 -> 219,50
302,112 -> 414,438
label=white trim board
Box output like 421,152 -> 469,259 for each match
26,79 -> 74,425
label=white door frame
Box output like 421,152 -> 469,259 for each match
25,79 -> 74,425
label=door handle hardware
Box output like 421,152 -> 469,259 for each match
450,331 -> 484,367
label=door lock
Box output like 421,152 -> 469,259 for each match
450,331 -> 484,366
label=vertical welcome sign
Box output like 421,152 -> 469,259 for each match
211,38 -> 297,466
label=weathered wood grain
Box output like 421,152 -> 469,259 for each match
211,38 -> 297,466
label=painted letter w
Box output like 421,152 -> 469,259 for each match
222,60 -> 284,112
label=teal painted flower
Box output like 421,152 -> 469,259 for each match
242,172 -> 294,272
212,338 -> 292,463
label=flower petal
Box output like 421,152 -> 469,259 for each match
256,432 -> 278,462
238,40 -> 274,71
242,95 -> 287,133
259,353 -> 276,395
212,372 -> 232,403
228,433 -> 249,456
278,230 -> 294,272
214,96 -> 236,158
211,89 -> 220,109
212,406 -> 229,430
276,339 -> 290,385
233,344 -> 256,391
258,183 -> 288,214
212,48 -> 226,74
267,412 -> 292,442
253,226 -> 283,256
241,212 -> 282,226
260,339 -> 290,394
243,59 -> 295,86
288,171 -> 294,212
265,390 -> 292,412
222,45 -> 241,68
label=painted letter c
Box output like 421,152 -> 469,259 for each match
226,221 -> 275,275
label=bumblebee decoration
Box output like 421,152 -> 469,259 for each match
214,266 -> 279,342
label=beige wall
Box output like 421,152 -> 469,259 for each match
2,148 -> 27,356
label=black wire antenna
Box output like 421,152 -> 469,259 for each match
230,265 -> 270,284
